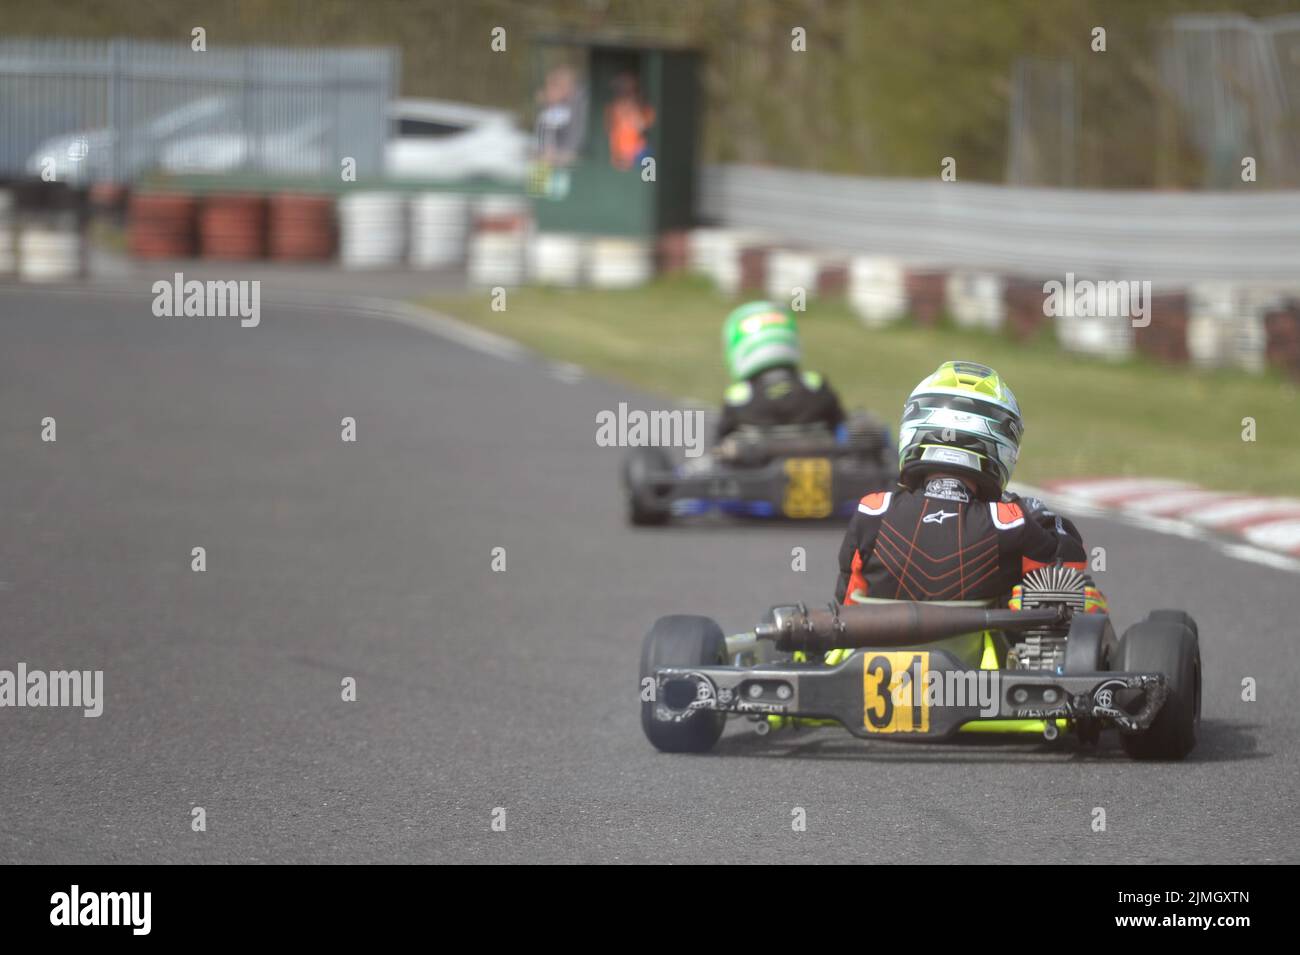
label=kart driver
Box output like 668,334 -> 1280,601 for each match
715,301 -> 846,442
834,360 -> 1106,612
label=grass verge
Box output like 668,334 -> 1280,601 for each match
427,277 -> 1300,496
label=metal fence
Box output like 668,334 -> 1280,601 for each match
1006,57 -> 1077,188
698,163 -> 1300,287
1161,14 -> 1300,189
0,38 -> 397,183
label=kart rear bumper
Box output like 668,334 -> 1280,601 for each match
651,650 -> 1167,740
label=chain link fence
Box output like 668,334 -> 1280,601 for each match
1006,58 -> 1077,188
1160,14 -> 1300,189
0,38 -> 397,184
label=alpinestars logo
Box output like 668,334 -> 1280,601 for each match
923,510 -> 958,525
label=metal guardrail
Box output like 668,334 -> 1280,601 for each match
698,163 -> 1300,287
0,38 -> 396,184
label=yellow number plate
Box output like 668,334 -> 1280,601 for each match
781,457 -> 832,518
862,652 -> 931,734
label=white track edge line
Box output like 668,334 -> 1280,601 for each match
1013,481 -> 1300,575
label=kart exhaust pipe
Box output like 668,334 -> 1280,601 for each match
755,602 -> 1066,654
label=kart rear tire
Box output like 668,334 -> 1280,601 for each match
1117,615 -> 1201,761
623,447 -> 673,527
1147,609 -> 1199,640
1063,612 -> 1116,674
640,615 -> 727,753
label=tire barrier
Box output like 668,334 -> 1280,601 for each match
1134,294 -> 1190,365
688,228 -> 764,296
1187,284 -> 1274,374
687,228 -> 725,284
765,249 -> 848,303
738,244 -> 770,295
129,192 -> 198,259
338,192 -> 406,269
467,195 -> 528,286
1003,279 -> 1050,342
1187,283 -> 1236,369
468,232 -> 526,286
588,237 -> 652,289
409,193 -> 469,269
268,193 -> 335,262
847,256 -> 907,327
528,232 -> 585,286
1230,290 -> 1272,374
0,186 -> 14,276
945,271 -> 1006,331
816,262 -> 849,298
1264,300 -> 1300,380
14,180 -> 86,281
687,211 -> 1300,375
766,250 -> 819,302
199,193 -> 267,261
474,194 -> 530,232
88,183 -> 129,227
19,227 -> 81,281
904,269 -> 946,328
656,229 -> 690,274
1053,312 -> 1134,361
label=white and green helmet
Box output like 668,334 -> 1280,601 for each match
898,361 -> 1024,493
722,301 -> 802,382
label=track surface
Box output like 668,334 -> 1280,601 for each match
1,285 -> 1296,864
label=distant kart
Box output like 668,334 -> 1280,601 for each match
621,415 -> 897,526
640,567 -> 1201,760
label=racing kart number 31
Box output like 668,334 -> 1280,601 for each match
862,651 -> 931,733
781,457 -> 833,518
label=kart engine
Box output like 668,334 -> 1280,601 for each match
716,425 -> 838,466
1008,565 -> 1088,671
844,415 -> 890,450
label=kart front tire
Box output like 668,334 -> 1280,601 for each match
1117,614 -> 1201,761
623,447 -> 673,526
629,496 -> 671,526
639,615 -> 727,753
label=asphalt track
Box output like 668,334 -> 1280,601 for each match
1,283 -> 1296,864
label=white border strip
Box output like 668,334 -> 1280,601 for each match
1014,481 -> 1300,575
348,297 -> 527,363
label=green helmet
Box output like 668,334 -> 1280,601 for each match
722,301 -> 801,382
898,360 -> 1024,494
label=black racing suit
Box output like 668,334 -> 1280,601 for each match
835,477 -> 1090,606
715,365 -> 845,442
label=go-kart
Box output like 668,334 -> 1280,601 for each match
622,415 -> 897,526
639,566 -> 1201,760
